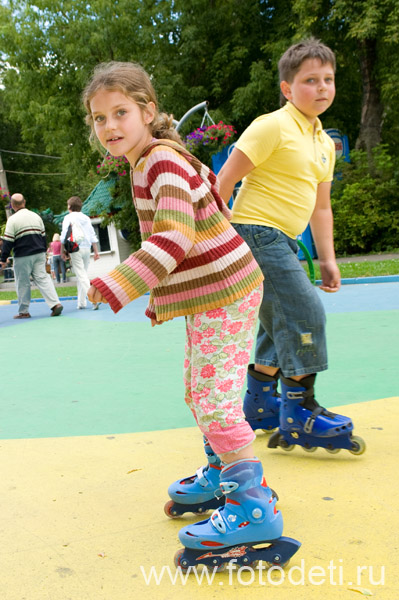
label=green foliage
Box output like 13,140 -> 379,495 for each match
331,145 -> 399,254
1,0 -> 399,254
91,173 -> 141,252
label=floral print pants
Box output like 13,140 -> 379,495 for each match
183,285 -> 263,455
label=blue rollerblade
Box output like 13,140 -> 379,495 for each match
244,364 -> 281,431
174,458 -> 301,571
164,438 -> 224,518
268,375 -> 366,455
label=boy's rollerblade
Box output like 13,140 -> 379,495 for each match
268,375 -> 366,455
244,364 -> 281,431
164,438 -> 224,518
174,458 -> 301,572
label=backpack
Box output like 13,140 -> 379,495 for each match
64,219 -> 85,253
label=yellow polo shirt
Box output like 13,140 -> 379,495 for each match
231,102 -> 335,238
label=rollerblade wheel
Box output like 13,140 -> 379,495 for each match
325,447 -> 340,454
174,548 -> 190,572
164,500 -> 180,519
281,440 -> 295,451
349,435 -> 366,455
302,446 -> 317,453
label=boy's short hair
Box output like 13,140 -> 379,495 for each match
67,196 -> 83,212
278,38 -> 336,84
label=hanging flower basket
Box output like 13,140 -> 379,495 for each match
0,186 -> 10,202
97,155 -> 129,177
185,121 -> 237,157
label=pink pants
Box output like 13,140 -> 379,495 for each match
183,285 -> 262,455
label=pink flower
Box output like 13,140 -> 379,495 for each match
208,421 -> 223,432
224,359 -> 235,371
223,344 -> 237,356
202,327 -> 216,338
206,307 -> 227,319
184,359 -> 190,369
191,331 -> 203,345
238,301 -> 250,313
249,292 -> 262,307
227,322 -> 243,335
201,364 -> 216,379
200,343 -> 218,354
234,351 -> 250,366
192,387 -> 211,403
200,400 -> 217,414
244,318 -> 255,331
218,379 -> 234,392
194,315 -> 202,328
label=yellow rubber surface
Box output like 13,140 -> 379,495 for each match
1,397 -> 397,599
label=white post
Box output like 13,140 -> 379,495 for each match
0,153 -> 11,219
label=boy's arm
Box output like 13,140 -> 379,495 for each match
310,181 -> 341,293
217,148 -> 255,204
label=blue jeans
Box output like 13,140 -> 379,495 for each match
52,254 -> 66,283
233,224 -> 327,377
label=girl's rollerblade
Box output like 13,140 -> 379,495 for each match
174,458 -> 301,572
268,375 -> 366,455
164,438 -> 224,518
244,364 -> 281,432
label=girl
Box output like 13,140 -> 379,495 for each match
48,233 -> 66,283
83,62 -> 299,568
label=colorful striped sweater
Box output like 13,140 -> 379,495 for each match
91,140 -> 263,320
1,208 -> 47,260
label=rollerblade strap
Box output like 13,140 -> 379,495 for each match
210,509 -> 226,534
304,406 -> 325,433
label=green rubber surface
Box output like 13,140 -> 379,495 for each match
0,283 -> 398,440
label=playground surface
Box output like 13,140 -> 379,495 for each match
0,281 -> 398,599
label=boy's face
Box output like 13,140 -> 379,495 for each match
280,58 -> 335,124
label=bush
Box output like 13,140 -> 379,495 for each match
331,145 -> 399,255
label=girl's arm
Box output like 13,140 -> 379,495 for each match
89,150 -> 196,313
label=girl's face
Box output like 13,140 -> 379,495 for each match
280,58 -> 335,124
90,89 -> 155,164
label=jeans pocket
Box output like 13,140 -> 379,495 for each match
253,226 -> 280,250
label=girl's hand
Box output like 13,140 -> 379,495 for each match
88,284 -> 108,304
151,318 -> 165,327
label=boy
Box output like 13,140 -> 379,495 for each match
218,38 -> 365,454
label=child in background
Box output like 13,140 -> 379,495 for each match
82,61 -> 300,568
48,233 -> 66,283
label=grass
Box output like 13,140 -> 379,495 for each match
0,285 -> 77,301
303,258 -> 399,281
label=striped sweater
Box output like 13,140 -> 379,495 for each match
91,140 -> 263,320
1,208 -> 47,260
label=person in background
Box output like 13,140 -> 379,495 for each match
48,233 -> 66,283
60,196 -> 100,309
0,193 -> 63,318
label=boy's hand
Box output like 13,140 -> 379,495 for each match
88,284 -> 108,304
318,260 -> 341,293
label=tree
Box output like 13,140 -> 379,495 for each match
292,0 -> 399,156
